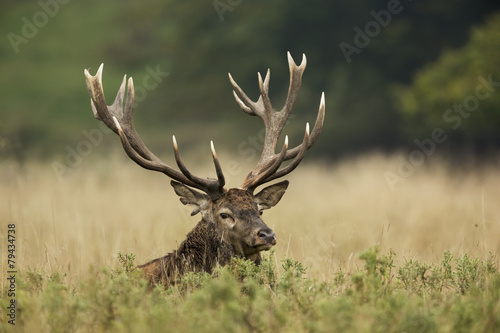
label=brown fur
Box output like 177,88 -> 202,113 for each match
135,184 -> 288,287
137,220 -> 261,286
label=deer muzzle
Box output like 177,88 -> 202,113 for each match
257,228 -> 277,245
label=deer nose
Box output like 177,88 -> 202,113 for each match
257,229 -> 276,245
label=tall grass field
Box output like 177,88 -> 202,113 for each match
1,153 -> 499,332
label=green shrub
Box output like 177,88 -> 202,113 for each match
2,249 -> 499,332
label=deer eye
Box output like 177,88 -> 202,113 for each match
220,213 -> 232,220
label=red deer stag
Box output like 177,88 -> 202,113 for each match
84,52 -> 325,286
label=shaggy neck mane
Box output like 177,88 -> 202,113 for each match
137,220 -> 261,286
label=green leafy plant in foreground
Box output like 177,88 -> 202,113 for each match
114,252 -> 137,275
1,249 -> 499,332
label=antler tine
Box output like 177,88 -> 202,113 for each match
232,53 -> 325,192
123,76 -> 136,125
173,136 -> 226,195
85,64 -> 114,126
261,94 -> 324,185
257,70 -> 273,119
210,141 -> 226,188
279,52 -> 307,125
172,135 -> 198,184
84,65 -> 226,200
112,117 -> 196,183
242,136 -> 289,192
85,65 -> 150,160
283,91 -> 325,160
266,123 -> 310,183
228,73 -> 256,116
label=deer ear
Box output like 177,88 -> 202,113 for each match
170,181 -> 210,216
254,180 -> 289,210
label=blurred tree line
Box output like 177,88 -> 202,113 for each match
1,0 -> 499,161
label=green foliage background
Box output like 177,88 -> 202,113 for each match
1,0 -> 500,160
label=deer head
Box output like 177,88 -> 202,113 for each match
84,52 -> 325,259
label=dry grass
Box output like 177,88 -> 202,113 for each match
1,152 -> 499,286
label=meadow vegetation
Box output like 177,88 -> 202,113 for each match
1,153 -> 500,331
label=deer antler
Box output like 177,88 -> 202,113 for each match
229,52 -> 325,192
84,64 -> 226,200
